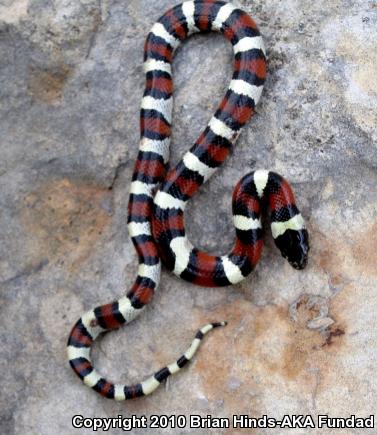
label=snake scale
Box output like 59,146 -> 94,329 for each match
67,0 -> 309,401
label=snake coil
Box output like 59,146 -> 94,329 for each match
67,0 -> 309,400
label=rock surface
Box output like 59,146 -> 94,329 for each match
1,0 -> 376,433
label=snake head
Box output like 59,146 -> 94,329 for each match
274,229 -> 309,270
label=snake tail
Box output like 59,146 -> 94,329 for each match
68,320 -> 226,400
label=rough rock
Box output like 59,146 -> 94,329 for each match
1,0 -> 376,434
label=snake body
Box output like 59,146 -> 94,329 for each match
68,0 -> 309,400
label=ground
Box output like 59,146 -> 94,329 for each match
1,0 -> 376,434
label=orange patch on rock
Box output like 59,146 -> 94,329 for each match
21,178 -> 113,270
351,222 -> 377,276
27,64 -> 72,103
193,294 -> 345,407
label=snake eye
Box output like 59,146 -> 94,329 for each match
274,229 -> 309,270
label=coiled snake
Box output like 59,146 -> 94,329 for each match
67,0 -> 309,400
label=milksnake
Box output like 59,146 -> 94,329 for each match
67,0 -> 309,401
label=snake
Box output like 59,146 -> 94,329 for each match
67,0 -> 309,401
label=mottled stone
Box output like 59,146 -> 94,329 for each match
1,0 -> 376,434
